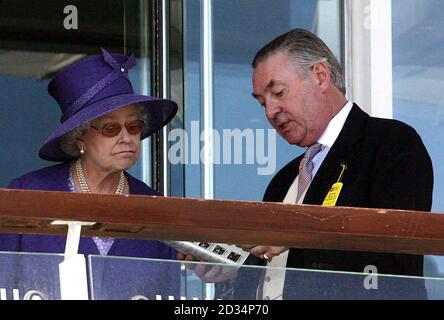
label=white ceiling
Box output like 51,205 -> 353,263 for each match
0,50 -> 85,79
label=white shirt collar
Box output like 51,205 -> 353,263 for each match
317,101 -> 353,148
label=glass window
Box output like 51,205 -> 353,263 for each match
392,0 -> 444,292
183,0 -> 343,200
0,0 -> 150,186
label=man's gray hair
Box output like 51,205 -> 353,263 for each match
58,104 -> 149,159
252,28 -> 345,95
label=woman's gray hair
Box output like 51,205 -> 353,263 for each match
252,28 -> 346,95
58,104 -> 148,159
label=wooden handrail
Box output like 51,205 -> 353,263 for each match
1,188 -> 444,256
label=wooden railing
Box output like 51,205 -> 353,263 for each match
1,188 -> 444,255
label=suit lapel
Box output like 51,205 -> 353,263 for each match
303,104 -> 370,205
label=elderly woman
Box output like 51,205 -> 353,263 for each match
0,49 -> 179,299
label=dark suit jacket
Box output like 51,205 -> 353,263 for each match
235,104 -> 433,299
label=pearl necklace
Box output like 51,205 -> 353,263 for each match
75,158 -> 125,194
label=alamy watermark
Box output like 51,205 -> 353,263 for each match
363,265 -> 378,290
63,5 -> 78,30
167,121 -> 277,176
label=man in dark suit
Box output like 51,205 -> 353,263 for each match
236,28 -> 433,299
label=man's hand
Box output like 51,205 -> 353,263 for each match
238,245 -> 289,262
176,252 -> 238,283
176,251 -> 197,262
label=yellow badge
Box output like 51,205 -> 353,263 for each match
322,182 -> 343,206
322,164 -> 347,207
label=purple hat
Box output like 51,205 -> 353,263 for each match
39,49 -> 178,161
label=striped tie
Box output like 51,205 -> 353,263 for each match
296,143 -> 322,203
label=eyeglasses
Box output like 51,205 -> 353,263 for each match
90,119 -> 146,138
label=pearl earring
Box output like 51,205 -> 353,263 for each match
80,147 -> 85,155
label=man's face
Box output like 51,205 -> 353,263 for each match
252,51 -> 331,147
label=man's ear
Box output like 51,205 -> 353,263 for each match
312,62 -> 331,92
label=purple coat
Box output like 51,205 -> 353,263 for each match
0,163 -> 180,299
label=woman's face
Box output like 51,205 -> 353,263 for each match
77,104 -> 143,174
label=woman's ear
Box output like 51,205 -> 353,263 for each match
75,138 -> 84,152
